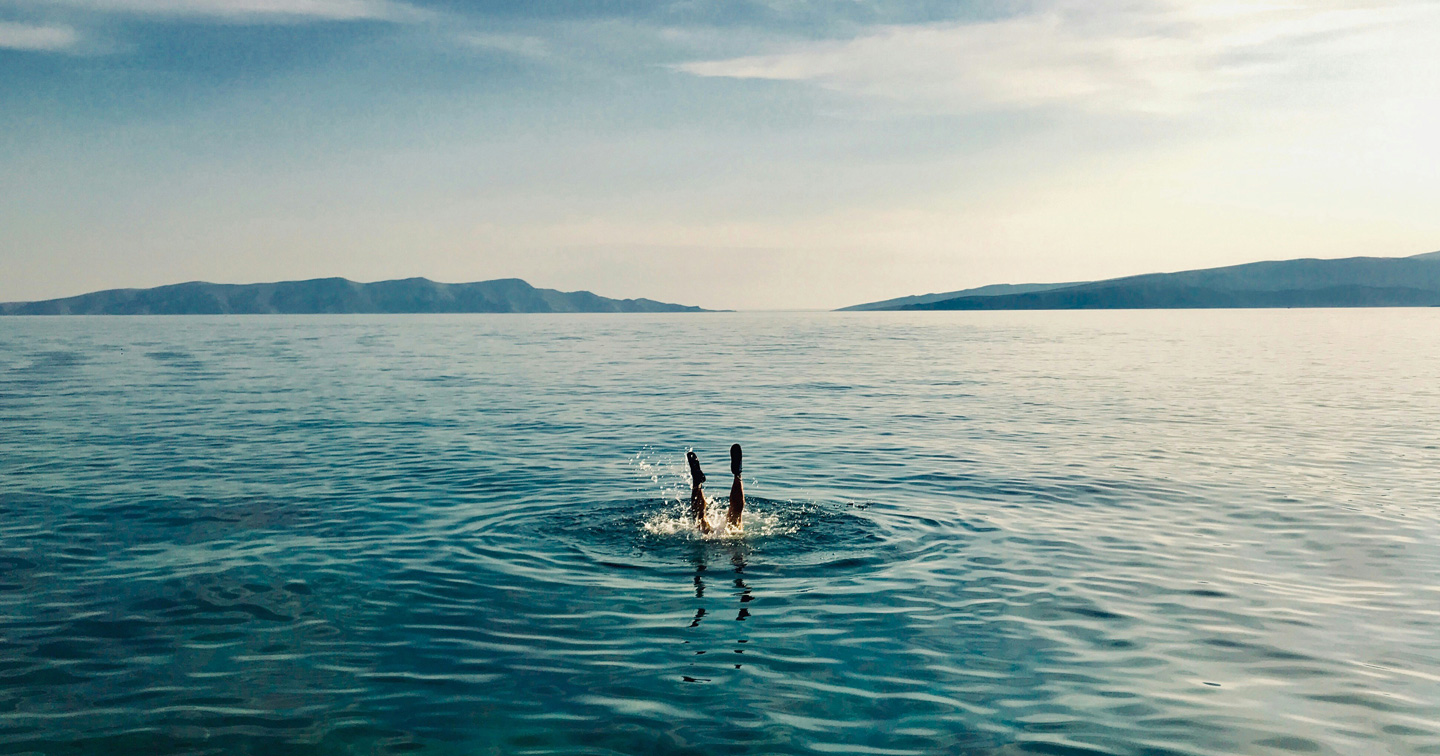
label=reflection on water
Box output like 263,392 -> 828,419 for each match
684,545 -> 754,682
2,311 -> 1440,755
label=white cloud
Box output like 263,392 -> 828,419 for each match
676,0 -> 1438,115
24,0 -> 429,22
459,31 -> 549,59
0,20 -> 78,49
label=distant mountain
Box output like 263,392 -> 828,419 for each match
0,277 -> 706,315
843,252 -> 1440,311
839,281 -> 1086,311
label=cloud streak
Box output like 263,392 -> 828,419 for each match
21,0 -> 429,22
459,31 -> 550,59
676,0 -> 1436,115
0,20 -> 78,49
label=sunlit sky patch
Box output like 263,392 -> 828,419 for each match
2,0 -> 1437,309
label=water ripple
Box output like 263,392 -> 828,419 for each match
2,311 -> 1439,755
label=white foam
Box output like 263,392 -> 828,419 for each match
639,502 -> 796,540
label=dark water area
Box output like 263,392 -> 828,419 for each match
1,311 -> 1437,756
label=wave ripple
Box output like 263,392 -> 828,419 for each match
2,311 -> 1439,755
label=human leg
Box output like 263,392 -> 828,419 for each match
726,444 -> 744,529
688,451 -> 712,533
691,484 -> 712,533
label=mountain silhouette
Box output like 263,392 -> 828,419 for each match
0,277 -> 706,315
843,252 -> 1440,311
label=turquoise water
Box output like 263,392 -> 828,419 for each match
2,311 -> 1438,756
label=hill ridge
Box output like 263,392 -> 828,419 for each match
0,277 -> 706,315
842,253 -> 1440,311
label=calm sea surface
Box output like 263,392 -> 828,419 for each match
2,311 -> 1438,756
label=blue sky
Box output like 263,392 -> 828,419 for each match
3,0 -> 1438,309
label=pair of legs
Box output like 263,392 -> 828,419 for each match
688,444 -> 744,534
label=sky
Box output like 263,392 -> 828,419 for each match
2,0 -> 1438,310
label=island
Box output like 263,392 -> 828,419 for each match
842,251 -> 1440,311
0,277 -> 706,315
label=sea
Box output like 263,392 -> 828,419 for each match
1,310 -> 1437,756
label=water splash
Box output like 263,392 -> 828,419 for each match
629,446 -> 798,540
638,500 -> 798,541
628,445 -> 688,502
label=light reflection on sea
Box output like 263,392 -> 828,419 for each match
1,310 -> 1438,755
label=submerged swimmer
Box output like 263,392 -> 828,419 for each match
686,444 -> 744,534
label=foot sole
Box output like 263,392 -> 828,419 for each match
687,451 -> 706,485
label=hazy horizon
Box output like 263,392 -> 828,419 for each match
4,247 -> 1440,313
4,0 -> 1439,310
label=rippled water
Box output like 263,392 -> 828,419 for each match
2,311 -> 1439,756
